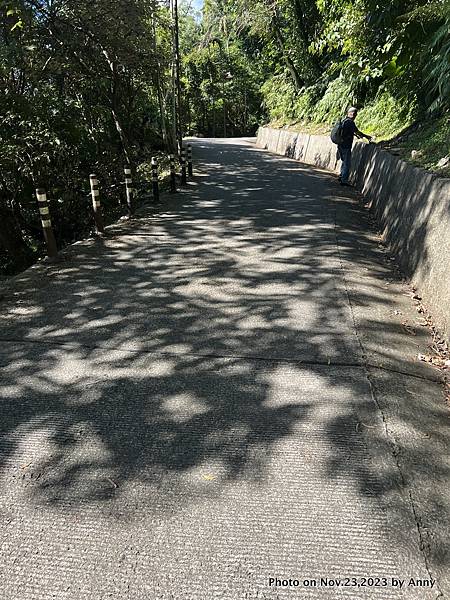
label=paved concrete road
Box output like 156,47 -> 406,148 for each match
1,138 -> 449,599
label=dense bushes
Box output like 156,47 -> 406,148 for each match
255,0 -> 449,136
0,0 -> 173,275
183,0 -> 448,143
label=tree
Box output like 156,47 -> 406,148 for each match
0,0 -> 173,273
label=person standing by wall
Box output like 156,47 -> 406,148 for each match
336,107 -> 372,186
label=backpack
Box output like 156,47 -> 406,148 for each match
331,118 -> 345,144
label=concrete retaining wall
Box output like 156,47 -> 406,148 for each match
256,126 -> 450,339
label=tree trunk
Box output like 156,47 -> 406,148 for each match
291,0 -> 321,80
111,106 -> 132,165
172,0 -> 183,153
265,0 -> 303,89
272,16 -> 303,89
101,48 -> 132,164
152,11 -> 169,149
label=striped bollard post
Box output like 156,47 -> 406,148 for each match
124,165 -> 134,215
35,188 -> 58,259
187,144 -> 193,177
151,157 -> 160,203
89,174 -> 105,234
169,154 -> 177,193
180,147 -> 187,185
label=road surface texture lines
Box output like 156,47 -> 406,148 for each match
0,138 -> 448,599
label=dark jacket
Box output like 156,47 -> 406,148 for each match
339,117 -> 357,149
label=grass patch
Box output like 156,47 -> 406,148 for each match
267,119 -> 329,135
263,86 -> 449,178
390,114 -> 450,176
356,91 -> 415,141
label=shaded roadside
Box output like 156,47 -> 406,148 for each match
0,138 -> 448,599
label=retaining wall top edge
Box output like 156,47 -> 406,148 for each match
258,126 -> 449,185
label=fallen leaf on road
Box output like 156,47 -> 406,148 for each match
418,353 -> 447,367
202,474 -> 216,481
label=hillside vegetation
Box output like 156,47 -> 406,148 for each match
182,0 -> 449,169
1,0 -> 449,275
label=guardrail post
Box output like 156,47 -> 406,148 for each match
151,157 -> 160,203
124,165 -> 134,215
89,174 -> 105,234
187,143 -> 193,176
35,188 -> 58,259
180,147 -> 187,185
170,154 -> 177,193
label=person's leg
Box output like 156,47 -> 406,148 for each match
340,148 -> 352,183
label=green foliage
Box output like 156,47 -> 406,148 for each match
400,114 -> 450,175
0,0 -> 175,275
312,76 -> 355,124
242,0 -> 450,131
182,1 -> 263,136
261,74 -> 297,122
356,91 -> 417,140
292,86 -> 321,122
425,15 -> 450,113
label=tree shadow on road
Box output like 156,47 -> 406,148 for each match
0,140 -> 448,580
